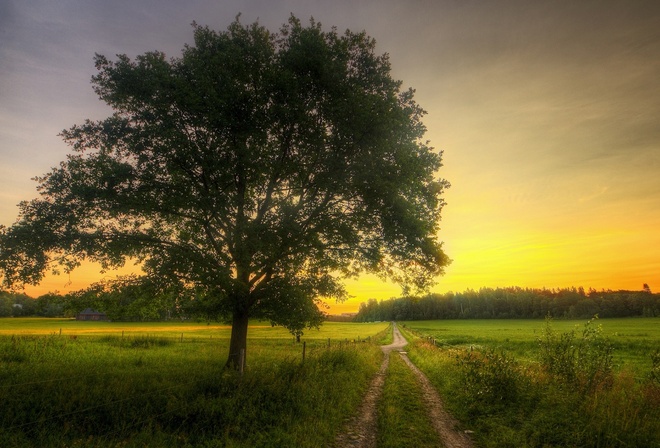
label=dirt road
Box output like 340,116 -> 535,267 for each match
333,323 -> 474,448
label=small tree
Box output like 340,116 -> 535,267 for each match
0,16 -> 450,369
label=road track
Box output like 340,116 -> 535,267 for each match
333,323 -> 474,448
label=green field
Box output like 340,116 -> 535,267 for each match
402,317 -> 660,372
401,318 -> 660,447
0,318 -> 390,448
0,317 -> 387,341
2,317 -> 658,447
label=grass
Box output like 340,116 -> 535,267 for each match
402,318 -> 660,447
0,317 -> 387,339
403,318 -> 660,373
377,352 -> 441,447
0,319 -> 389,447
5,317 -> 656,446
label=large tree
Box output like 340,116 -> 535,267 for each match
0,16 -> 450,368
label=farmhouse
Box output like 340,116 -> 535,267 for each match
76,308 -> 108,321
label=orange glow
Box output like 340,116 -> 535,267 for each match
17,208 -> 660,315
22,262 -> 140,297
4,2 -> 660,317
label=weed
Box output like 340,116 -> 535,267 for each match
650,350 -> 660,385
0,337 -> 28,363
538,315 -> 613,393
456,347 -> 527,408
128,335 -> 174,348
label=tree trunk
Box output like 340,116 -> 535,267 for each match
226,310 -> 249,370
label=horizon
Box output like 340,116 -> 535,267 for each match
2,1 -> 659,315
12,277 -> 656,316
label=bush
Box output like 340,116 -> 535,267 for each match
538,315 -> 613,393
456,347 -> 527,408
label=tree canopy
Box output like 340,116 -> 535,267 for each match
0,16 -> 450,368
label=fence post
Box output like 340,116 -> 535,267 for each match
59,328 -> 62,337
180,333 -> 184,343
239,349 -> 245,374
302,341 -> 306,363
328,337 -> 331,348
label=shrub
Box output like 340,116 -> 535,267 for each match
456,347 -> 526,407
538,315 -> 613,393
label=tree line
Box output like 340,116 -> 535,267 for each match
5,284 -> 658,323
354,286 -> 660,321
0,277 -> 191,321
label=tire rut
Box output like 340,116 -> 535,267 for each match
333,323 -> 474,448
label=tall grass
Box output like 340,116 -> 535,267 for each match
0,325 -> 384,447
402,320 -> 660,447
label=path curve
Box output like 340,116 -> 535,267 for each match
380,322 -> 408,354
333,323 -> 474,448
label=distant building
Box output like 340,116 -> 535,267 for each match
76,308 -> 108,321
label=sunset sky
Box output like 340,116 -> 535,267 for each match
1,0 -> 659,313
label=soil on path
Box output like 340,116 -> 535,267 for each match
333,323 -> 474,448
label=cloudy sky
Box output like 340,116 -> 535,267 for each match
1,0 -> 659,312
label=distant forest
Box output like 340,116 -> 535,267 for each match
0,278 -> 188,321
2,285 -> 659,322
354,287 -> 660,322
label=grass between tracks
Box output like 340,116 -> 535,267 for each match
0,319 -> 389,447
377,351 -> 441,448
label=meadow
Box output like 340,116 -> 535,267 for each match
402,317 -> 660,373
402,317 -> 660,447
0,318 -> 389,447
2,317 -> 658,447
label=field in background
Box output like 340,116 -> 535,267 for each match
0,318 -> 388,342
403,318 -> 660,372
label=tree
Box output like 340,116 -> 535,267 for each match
0,16 -> 450,369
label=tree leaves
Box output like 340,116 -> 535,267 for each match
0,16 -> 449,335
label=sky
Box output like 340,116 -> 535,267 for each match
1,0 -> 659,314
